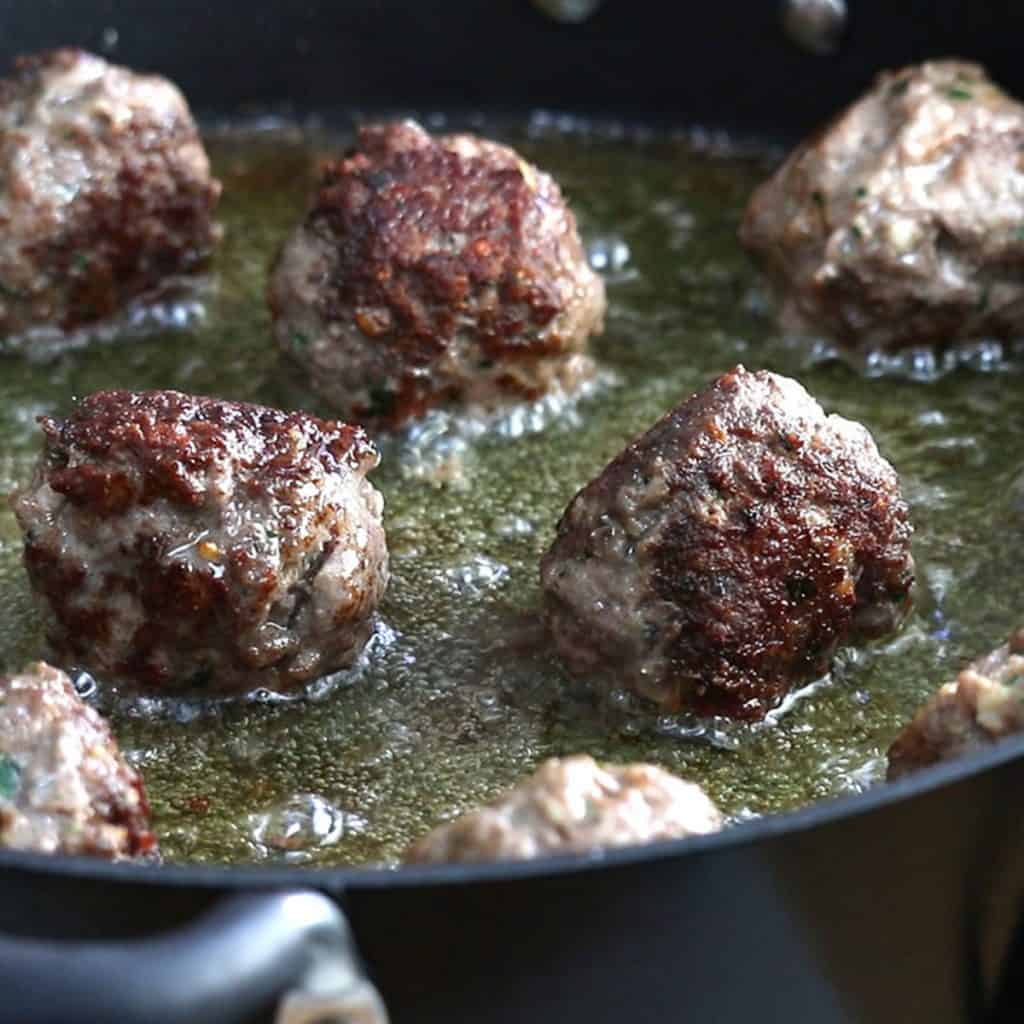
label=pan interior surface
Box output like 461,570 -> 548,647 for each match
0,117 -> 1021,867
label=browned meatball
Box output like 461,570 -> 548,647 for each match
268,120 -> 606,426
741,61 -> 1024,351
887,629 -> 1024,780
0,48 -> 221,339
540,366 -> 914,720
0,662 -> 156,858
404,755 -> 721,864
12,390 -> 388,694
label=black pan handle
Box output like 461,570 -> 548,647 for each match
0,889 -> 389,1024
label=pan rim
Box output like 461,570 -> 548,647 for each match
2,727 -> 1022,893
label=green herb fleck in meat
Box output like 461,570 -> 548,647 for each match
291,331 -> 309,350
947,87 -> 973,101
811,190 -> 825,207
889,78 -> 910,97
855,186 -> 867,199
0,754 -> 20,802
72,253 -> 89,274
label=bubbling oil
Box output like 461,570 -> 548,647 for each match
0,117 -> 1022,866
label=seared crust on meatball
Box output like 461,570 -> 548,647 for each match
404,755 -> 721,864
0,662 -> 155,858
741,61 -> 1024,351
268,120 -> 605,426
540,366 -> 914,720
12,390 -> 388,694
0,48 -> 220,337
887,629 -> 1024,780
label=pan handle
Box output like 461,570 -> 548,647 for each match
0,889 -> 389,1024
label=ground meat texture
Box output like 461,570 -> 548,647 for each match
0,662 -> 155,858
540,366 -> 914,720
0,48 -> 220,338
267,120 -> 606,426
12,390 -> 388,694
740,61 -> 1024,351
404,755 -> 721,864
887,629 -> 1024,780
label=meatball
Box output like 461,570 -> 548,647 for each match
404,755 -> 721,864
741,60 -> 1024,351
12,390 -> 388,694
887,629 -> 1024,780
540,366 -> 914,720
0,662 -> 155,858
268,119 -> 606,426
0,48 -> 220,338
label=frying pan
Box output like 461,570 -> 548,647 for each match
2,2 -> 1024,1022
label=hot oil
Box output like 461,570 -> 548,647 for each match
1,118 -> 1022,866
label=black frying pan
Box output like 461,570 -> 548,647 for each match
2,3 -> 1024,1022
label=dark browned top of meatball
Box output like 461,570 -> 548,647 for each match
40,389 -> 378,514
312,122 -> 569,359
646,370 -> 910,624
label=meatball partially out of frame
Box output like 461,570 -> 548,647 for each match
0,662 -> 156,859
404,755 -> 722,864
12,390 -> 389,694
540,366 -> 914,720
887,628 -> 1024,780
0,48 -> 221,338
268,119 -> 606,426
741,61 -> 1024,351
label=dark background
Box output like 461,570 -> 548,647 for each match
1,1 -> 1024,137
